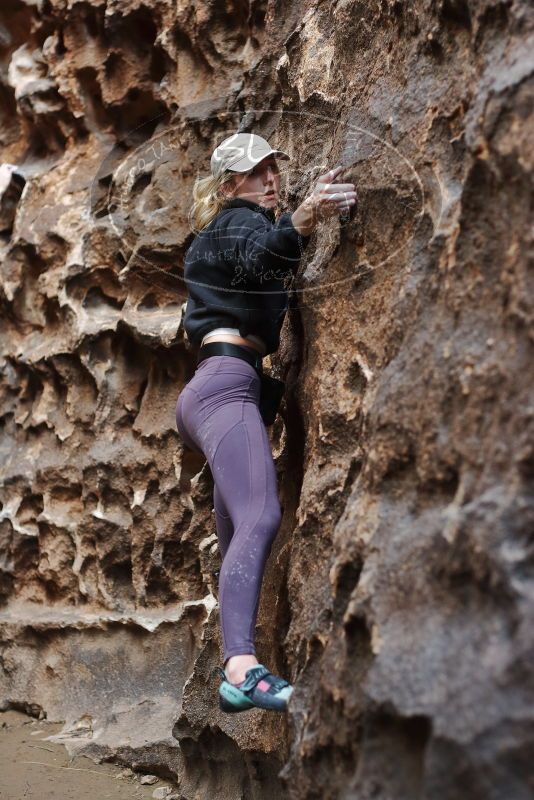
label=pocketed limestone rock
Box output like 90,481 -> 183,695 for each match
0,1 -> 532,798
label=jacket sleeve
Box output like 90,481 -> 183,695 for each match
224,208 -> 312,285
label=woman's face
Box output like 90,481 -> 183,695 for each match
222,156 -> 281,209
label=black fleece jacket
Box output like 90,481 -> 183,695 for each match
183,197 -> 312,356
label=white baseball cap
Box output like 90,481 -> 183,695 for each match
210,132 -> 290,178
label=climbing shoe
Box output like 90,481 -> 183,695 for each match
217,664 -> 293,713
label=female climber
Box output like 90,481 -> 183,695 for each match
175,132 -> 357,713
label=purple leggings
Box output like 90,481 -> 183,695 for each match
175,354 -> 282,663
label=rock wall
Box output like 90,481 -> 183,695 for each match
1,0 -> 533,798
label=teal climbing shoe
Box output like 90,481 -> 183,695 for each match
217,665 -> 294,713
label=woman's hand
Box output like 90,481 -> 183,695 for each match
291,166 -> 357,236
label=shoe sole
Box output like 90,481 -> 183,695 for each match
219,692 -> 289,713
218,670 -> 293,713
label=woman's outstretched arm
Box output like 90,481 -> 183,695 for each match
221,165 -> 357,285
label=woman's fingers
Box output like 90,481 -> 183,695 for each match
314,166 -> 356,198
323,186 -> 356,196
317,165 -> 345,183
324,190 -> 357,200
321,194 -> 358,212
306,166 -> 358,223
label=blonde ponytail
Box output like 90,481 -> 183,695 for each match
188,171 -> 236,233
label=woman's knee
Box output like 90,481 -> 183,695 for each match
258,502 -> 283,543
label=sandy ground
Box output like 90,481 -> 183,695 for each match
0,710 -> 176,800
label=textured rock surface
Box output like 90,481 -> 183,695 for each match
1,0 -> 533,798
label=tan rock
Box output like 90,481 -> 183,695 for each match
0,1 -> 532,799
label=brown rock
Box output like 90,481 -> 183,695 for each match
0,1 -> 532,799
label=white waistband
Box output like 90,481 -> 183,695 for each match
201,328 -> 266,353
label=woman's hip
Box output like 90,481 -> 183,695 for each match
183,356 -> 261,406
175,357 -> 262,457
